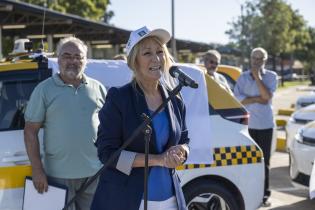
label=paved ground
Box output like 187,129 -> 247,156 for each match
258,152 -> 315,210
258,84 -> 315,209
273,85 -> 314,113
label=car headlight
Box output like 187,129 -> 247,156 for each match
289,117 -> 296,123
295,128 -> 303,143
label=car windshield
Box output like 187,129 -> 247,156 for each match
0,80 -> 38,131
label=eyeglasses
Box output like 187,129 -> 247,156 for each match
60,53 -> 85,61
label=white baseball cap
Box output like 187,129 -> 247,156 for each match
125,26 -> 171,56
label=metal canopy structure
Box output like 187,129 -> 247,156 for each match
0,0 -> 213,56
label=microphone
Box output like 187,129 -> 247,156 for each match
169,66 -> 198,89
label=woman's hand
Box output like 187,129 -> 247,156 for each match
161,145 -> 187,168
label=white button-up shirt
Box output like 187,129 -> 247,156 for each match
234,69 -> 278,129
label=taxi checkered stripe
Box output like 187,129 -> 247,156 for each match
177,145 -> 262,170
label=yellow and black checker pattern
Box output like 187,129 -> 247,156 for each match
176,145 -> 262,170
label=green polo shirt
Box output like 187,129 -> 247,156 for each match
25,73 -> 106,178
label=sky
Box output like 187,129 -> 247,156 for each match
108,0 -> 315,44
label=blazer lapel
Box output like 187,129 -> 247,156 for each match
130,81 -> 158,153
159,84 -> 177,149
131,82 -> 148,123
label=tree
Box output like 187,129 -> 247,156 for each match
226,0 -> 311,79
20,0 -> 113,22
226,1 -> 260,64
296,27 -> 315,83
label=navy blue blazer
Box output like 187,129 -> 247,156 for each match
91,81 -> 189,210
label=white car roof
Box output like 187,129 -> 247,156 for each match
293,103 -> 315,121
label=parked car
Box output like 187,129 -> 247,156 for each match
289,120 -> 315,187
295,92 -> 315,110
0,54 -> 264,210
286,104 -> 315,150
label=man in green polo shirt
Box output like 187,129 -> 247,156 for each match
24,37 -> 106,210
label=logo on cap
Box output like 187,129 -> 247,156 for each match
137,30 -> 147,37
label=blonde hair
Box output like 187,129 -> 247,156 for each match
127,36 -> 175,88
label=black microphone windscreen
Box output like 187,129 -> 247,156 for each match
169,66 -> 178,78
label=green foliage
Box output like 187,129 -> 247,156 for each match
2,37 -> 14,56
19,0 -> 113,21
226,0 -> 311,59
277,80 -> 310,90
296,27 -> 315,70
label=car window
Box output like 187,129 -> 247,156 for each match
217,72 -> 236,91
0,80 -> 38,131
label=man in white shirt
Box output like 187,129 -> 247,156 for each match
203,50 -> 233,94
234,47 -> 278,207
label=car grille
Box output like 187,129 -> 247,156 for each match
302,136 -> 315,146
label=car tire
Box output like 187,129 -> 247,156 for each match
184,179 -> 240,210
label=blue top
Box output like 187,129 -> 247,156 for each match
148,109 -> 174,201
233,69 -> 278,129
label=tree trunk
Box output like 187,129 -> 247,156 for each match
280,55 -> 284,87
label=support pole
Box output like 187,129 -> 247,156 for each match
86,41 -> 92,58
171,0 -> 177,60
47,34 -> 53,52
0,27 -> 3,59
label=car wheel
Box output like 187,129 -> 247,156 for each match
289,151 -> 299,180
184,180 -> 240,210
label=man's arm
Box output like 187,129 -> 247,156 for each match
234,75 -> 258,104
241,96 -> 269,105
24,122 -> 48,193
239,69 -> 273,105
252,69 -> 273,101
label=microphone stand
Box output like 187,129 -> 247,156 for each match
62,83 -> 184,210
142,114 -> 152,210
